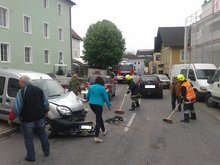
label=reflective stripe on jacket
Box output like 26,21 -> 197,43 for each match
181,81 -> 196,101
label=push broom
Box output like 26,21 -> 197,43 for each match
114,94 -> 127,114
163,103 -> 180,124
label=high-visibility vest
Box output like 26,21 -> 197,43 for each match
181,81 -> 196,101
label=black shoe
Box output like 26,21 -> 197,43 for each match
129,108 -> 135,111
44,152 -> 50,156
190,113 -> 196,120
25,156 -> 35,162
181,113 -> 190,123
177,109 -> 182,112
181,119 -> 189,123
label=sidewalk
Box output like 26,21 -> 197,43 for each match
0,120 -> 19,139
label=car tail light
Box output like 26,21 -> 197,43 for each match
80,85 -> 85,89
157,81 -> 162,88
105,84 -> 111,89
117,70 -> 121,76
85,82 -> 90,87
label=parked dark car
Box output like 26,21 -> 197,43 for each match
81,75 -> 116,100
156,74 -> 170,89
139,75 -> 163,98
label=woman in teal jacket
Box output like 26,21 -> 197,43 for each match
86,76 -> 111,143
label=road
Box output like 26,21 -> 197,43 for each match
0,84 -> 220,165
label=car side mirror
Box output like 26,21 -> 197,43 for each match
207,78 -> 214,84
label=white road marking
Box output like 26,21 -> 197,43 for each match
124,113 -> 136,132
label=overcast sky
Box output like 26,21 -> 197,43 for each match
71,0 -> 205,53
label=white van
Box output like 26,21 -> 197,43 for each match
0,68 -> 93,138
206,66 -> 220,107
171,63 -> 217,100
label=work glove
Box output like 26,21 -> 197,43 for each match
178,97 -> 183,103
126,90 -> 130,94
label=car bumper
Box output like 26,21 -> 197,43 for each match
49,118 -> 94,135
140,88 -> 162,95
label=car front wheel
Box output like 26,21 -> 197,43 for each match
205,93 -> 217,107
45,118 -> 57,139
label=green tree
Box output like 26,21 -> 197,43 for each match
83,19 -> 125,69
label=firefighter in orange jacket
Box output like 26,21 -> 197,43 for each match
177,74 -> 196,123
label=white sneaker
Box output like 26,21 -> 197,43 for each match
103,129 -> 107,136
94,137 -> 103,143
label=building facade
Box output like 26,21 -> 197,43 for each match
188,0 -> 220,67
0,0 -> 74,74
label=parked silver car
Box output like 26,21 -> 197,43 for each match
0,68 -> 93,138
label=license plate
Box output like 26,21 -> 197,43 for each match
145,85 -> 155,88
81,90 -> 87,94
80,125 -> 92,130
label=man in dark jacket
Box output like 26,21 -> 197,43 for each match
13,75 -> 50,162
125,74 -> 140,111
170,76 -> 182,111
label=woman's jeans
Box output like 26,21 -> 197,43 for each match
89,104 -> 105,137
20,117 -> 50,160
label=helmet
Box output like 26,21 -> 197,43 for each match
177,74 -> 185,81
125,74 -> 132,81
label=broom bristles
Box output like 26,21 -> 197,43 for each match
163,118 -> 173,124
114,110 -> 125,114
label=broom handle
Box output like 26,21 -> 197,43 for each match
119,94 -> 127,111
167,103 -> 180,119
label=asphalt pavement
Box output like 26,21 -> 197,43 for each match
0,120 -> 19,139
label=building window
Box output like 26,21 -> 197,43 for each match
0,42 -> 10,62
23,15 -> 31,34
44,49 -> 50,64
156,55 -> 160,61
43,0 -> 49,8
24,46 -> 32,63
58,3 -> 63,15
58,27 -> 63,41
59,51 -> 64,62
180,49 -> 185,61
43,22 -> 49,38
0,6 -> 8,28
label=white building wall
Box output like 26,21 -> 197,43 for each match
72,38 -> 81,59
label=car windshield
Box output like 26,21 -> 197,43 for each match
32,79 -> 65,97
158,75 -> 169,80
141,76 -> 157,81
195,69 -> 216,79
89,76 -> 109,84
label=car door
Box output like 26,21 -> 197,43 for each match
0,75 -> 19,117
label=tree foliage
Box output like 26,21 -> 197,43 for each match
83,20 -> 125,69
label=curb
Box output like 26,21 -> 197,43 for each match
0,126 -> 19,139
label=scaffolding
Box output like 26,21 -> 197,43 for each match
185,0 -> 220,67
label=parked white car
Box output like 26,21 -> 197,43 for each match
206,66 -> 220,107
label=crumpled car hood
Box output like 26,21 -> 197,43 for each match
49,91 -> 84,112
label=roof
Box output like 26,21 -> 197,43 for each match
123,54 -> 143,59
65,0 -> 76,6
154,27 -> 184,52
71,29 -> 83,41
136,49 -> 154,57
0,68 -> 52,80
